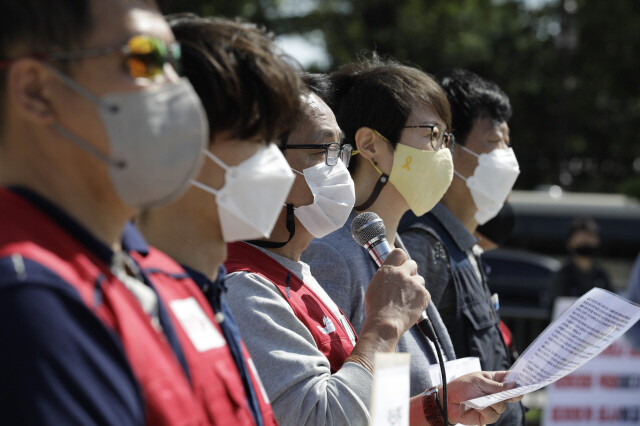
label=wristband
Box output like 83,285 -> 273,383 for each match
434,387 -> 451,425
420,387 -> 445,426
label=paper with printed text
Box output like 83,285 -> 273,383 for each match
463,288 -> 640,410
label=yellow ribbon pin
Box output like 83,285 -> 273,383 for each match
402,156 -> 412,171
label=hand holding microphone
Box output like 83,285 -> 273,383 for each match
351,212 -> 438,342
352,212 -> 450,426
351,212 -> 432,340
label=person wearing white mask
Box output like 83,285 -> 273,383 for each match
137,15 -> 307,425
223,76 -> 520,426
0,3 -> 284,425
398,68 -> 525,426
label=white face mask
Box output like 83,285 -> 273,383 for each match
191,144 -> 295,242
454,144 -> 520,225
291,159 -> 356,238
49,68 -> 208,209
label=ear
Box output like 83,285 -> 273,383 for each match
7,59 -> 58,125
354,127 -> 380,162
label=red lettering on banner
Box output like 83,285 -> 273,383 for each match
600,375 -> 618,388
600,406 -> 619,421
599,406 -> 640,421
553,407 -> 592,421
602,342 -> 624,356
557,375 -> 592,388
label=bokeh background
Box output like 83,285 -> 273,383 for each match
160,0 -> 640,196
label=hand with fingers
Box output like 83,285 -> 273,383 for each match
346,248 -> 431,372
444,371 -> 523,425
362,248 -> 431,340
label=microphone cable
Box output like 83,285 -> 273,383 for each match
351,212 -> 448,425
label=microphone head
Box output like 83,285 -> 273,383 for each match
351,212 -> 387,247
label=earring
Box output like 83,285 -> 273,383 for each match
372,159 -> 378,166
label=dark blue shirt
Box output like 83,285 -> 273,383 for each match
0,187 -> 187,425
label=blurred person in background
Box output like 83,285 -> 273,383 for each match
0,1 -> 272,424
138,14 -> 307,425
398,69 -> 525,425
550,217 -> 613,301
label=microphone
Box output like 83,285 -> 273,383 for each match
351,212 -> 438,343
352,211 -> 449,425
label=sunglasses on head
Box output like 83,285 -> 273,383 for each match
0,35 -> 181,81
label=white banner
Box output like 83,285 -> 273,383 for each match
543,298 -> 640,425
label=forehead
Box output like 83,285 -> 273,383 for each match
469,117 -> 509,139
85,0 -> 172,46
407,103 -> 446,129
294,93 -> 341,143
571,229 -> 599,240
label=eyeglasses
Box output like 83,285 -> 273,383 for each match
403,125 -> 454,150
281,143 -> 353,167
0,35 -> 181,80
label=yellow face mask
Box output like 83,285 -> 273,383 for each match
372,143 -> 454,216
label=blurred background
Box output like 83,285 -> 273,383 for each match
159,0 -> 640,423
159,0 -> 640,197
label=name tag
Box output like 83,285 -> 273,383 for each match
170,298 -> 226,352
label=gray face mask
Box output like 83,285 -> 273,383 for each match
49,68 -> 208,209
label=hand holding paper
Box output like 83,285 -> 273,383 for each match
446,371 -> 524,425
463,288 -> 640,410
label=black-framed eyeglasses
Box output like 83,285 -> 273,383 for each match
403,125 -> 454,150
0,35 -> 181,81
281,143 -> 353,167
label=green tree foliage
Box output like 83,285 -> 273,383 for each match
159,0 -> 640,193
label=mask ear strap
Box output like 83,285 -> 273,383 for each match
456,142 -> 479,158
247,203 -> 296,248
46,65 -> 119,113
453,170 -> 468,182
355,159 -> 389,211
51,123 -> 126,169
202,150 -> 230,171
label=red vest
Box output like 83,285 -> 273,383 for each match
225,242 -> 357,373
0,190 -> 275,426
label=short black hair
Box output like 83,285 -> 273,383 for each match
329,54 -> 451,174
436,68 -> 512,146
167,14 -> 303,143
0,0 -> 94,135
0,0 -> 160,138
302,73 -> 334,106
0,1 -> 93,60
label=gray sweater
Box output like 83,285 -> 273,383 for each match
302,210 -> 456,396
225,246 -> 372,426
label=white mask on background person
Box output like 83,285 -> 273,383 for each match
291,159 -> 356,238
48,68 -> 208,209
454,144 -> 520,225
191,144 -> 295,242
